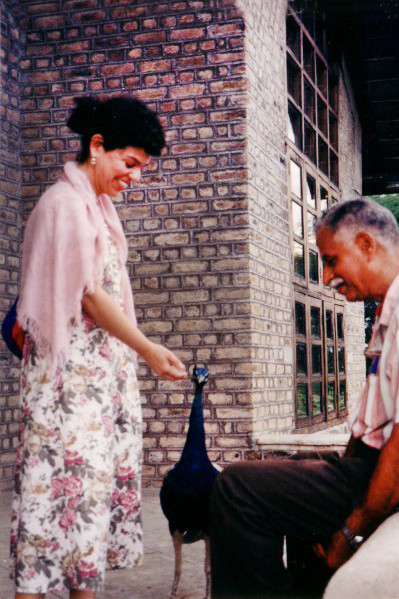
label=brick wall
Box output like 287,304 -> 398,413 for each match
8,0 -> 255,484
236,0 -> 294,439
0,0 -> 24,490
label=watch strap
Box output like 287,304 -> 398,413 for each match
341,523 -> 364,549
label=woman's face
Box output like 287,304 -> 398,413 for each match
90,139 -> 152,197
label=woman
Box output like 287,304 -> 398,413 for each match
11,96 -> 187,599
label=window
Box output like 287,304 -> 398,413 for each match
294,297 -> 347,427
286,6 -> 339,186
287,4 -> 346,428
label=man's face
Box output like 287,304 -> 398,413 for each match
316,225 -> 372,302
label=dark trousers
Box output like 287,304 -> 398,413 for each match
210,444 -> 379,598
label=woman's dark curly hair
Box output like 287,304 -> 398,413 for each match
67,95 -> 165,163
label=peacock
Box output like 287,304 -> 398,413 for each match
160,365 -> 220,599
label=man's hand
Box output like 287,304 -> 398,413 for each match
313,530 -> 354,570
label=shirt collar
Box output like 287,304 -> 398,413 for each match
377,271 -> 399,327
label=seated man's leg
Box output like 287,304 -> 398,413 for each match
323,512 -> 399,599
210,455 -> 377,598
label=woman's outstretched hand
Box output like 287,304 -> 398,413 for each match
142,341 -> 188,380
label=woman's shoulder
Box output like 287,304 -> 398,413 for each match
35,168 -> 88,217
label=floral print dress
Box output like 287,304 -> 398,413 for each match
10,225 -> 143,594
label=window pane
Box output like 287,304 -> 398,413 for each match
320,186 -> 328,212
304,122 -> 316,163
294,242 -> 305,277
317,95 -> 328,137
295,302 -> 306,336
309,249 -> 319,283
337,313 -> 344,339
328,381 -> 336,412
286,14 -> 301,60
312,344 -> 322,374
326,310 -> 333,338
327,345 -> 335,374
339,380 -> 346,410
292,201 -> 303,237
287,55 -> 302,105
288,102 -> 303,148
329,72 -> 338,111
306,174 -> 316,209
304,79 -> 316,123
330,150 -> 338,186
311,306 -> 321,337
318,136 -> 328,175
312,382 -> 322,415
290,160 -> 302,197
296,342 -> 307,375
307,211 -> 316,245
303,37 -> 315,80
316,55 -> 327,97
329,111 -> 338,148
338,347 -> 345,373
297,382 -> 308,417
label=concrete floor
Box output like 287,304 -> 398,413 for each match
0,487 -> 207,599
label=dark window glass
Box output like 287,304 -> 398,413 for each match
296,342 -> 308,374
303,37 -> 315,80
328,381 -> 335,412
297,382 -> 308,416
329,111 -> 338,148
304,122 -> 316,163
330,150 -> 338,186
294,242 -> 305,277
287,14 -> 301,60
327,345 -> 335,374
287,55 -> 302,105
339,380 -> 346,410
318,136 -> 329,175
337,313 -> 344,339
309,249 -> 319,282
311,306 -> 321,337
312,382 -> 323,415
329,72 -> 338,111
338,347 -> 345,373
304,79 -> 316,123
326,310 -> 333,338
312,344 -> 322,374
295,302 -> 306,336
317,95 -> 328,137
316,55 -> 327,97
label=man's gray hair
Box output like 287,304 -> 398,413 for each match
315,197 -> 399,244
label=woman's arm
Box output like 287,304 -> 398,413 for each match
82,285 -> 187,381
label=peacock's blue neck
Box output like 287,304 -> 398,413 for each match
179,383 -> 208,464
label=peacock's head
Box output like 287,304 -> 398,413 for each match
192,365 -> 209,386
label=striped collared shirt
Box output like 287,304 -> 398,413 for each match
350,273 -> 399,449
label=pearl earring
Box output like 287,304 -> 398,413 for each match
90,157 -> 97,166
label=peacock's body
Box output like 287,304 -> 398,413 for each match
160,366 -> 219,599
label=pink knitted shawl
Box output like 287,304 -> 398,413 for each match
18,161 -> 136,367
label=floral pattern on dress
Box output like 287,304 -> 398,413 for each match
10,227 -> 143,593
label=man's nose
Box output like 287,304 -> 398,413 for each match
129,168 -> 141,183
322,264 -> 333,286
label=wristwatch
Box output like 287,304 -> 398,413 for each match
341,523 -> 364,550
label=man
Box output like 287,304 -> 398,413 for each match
210,197 -> 399,598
